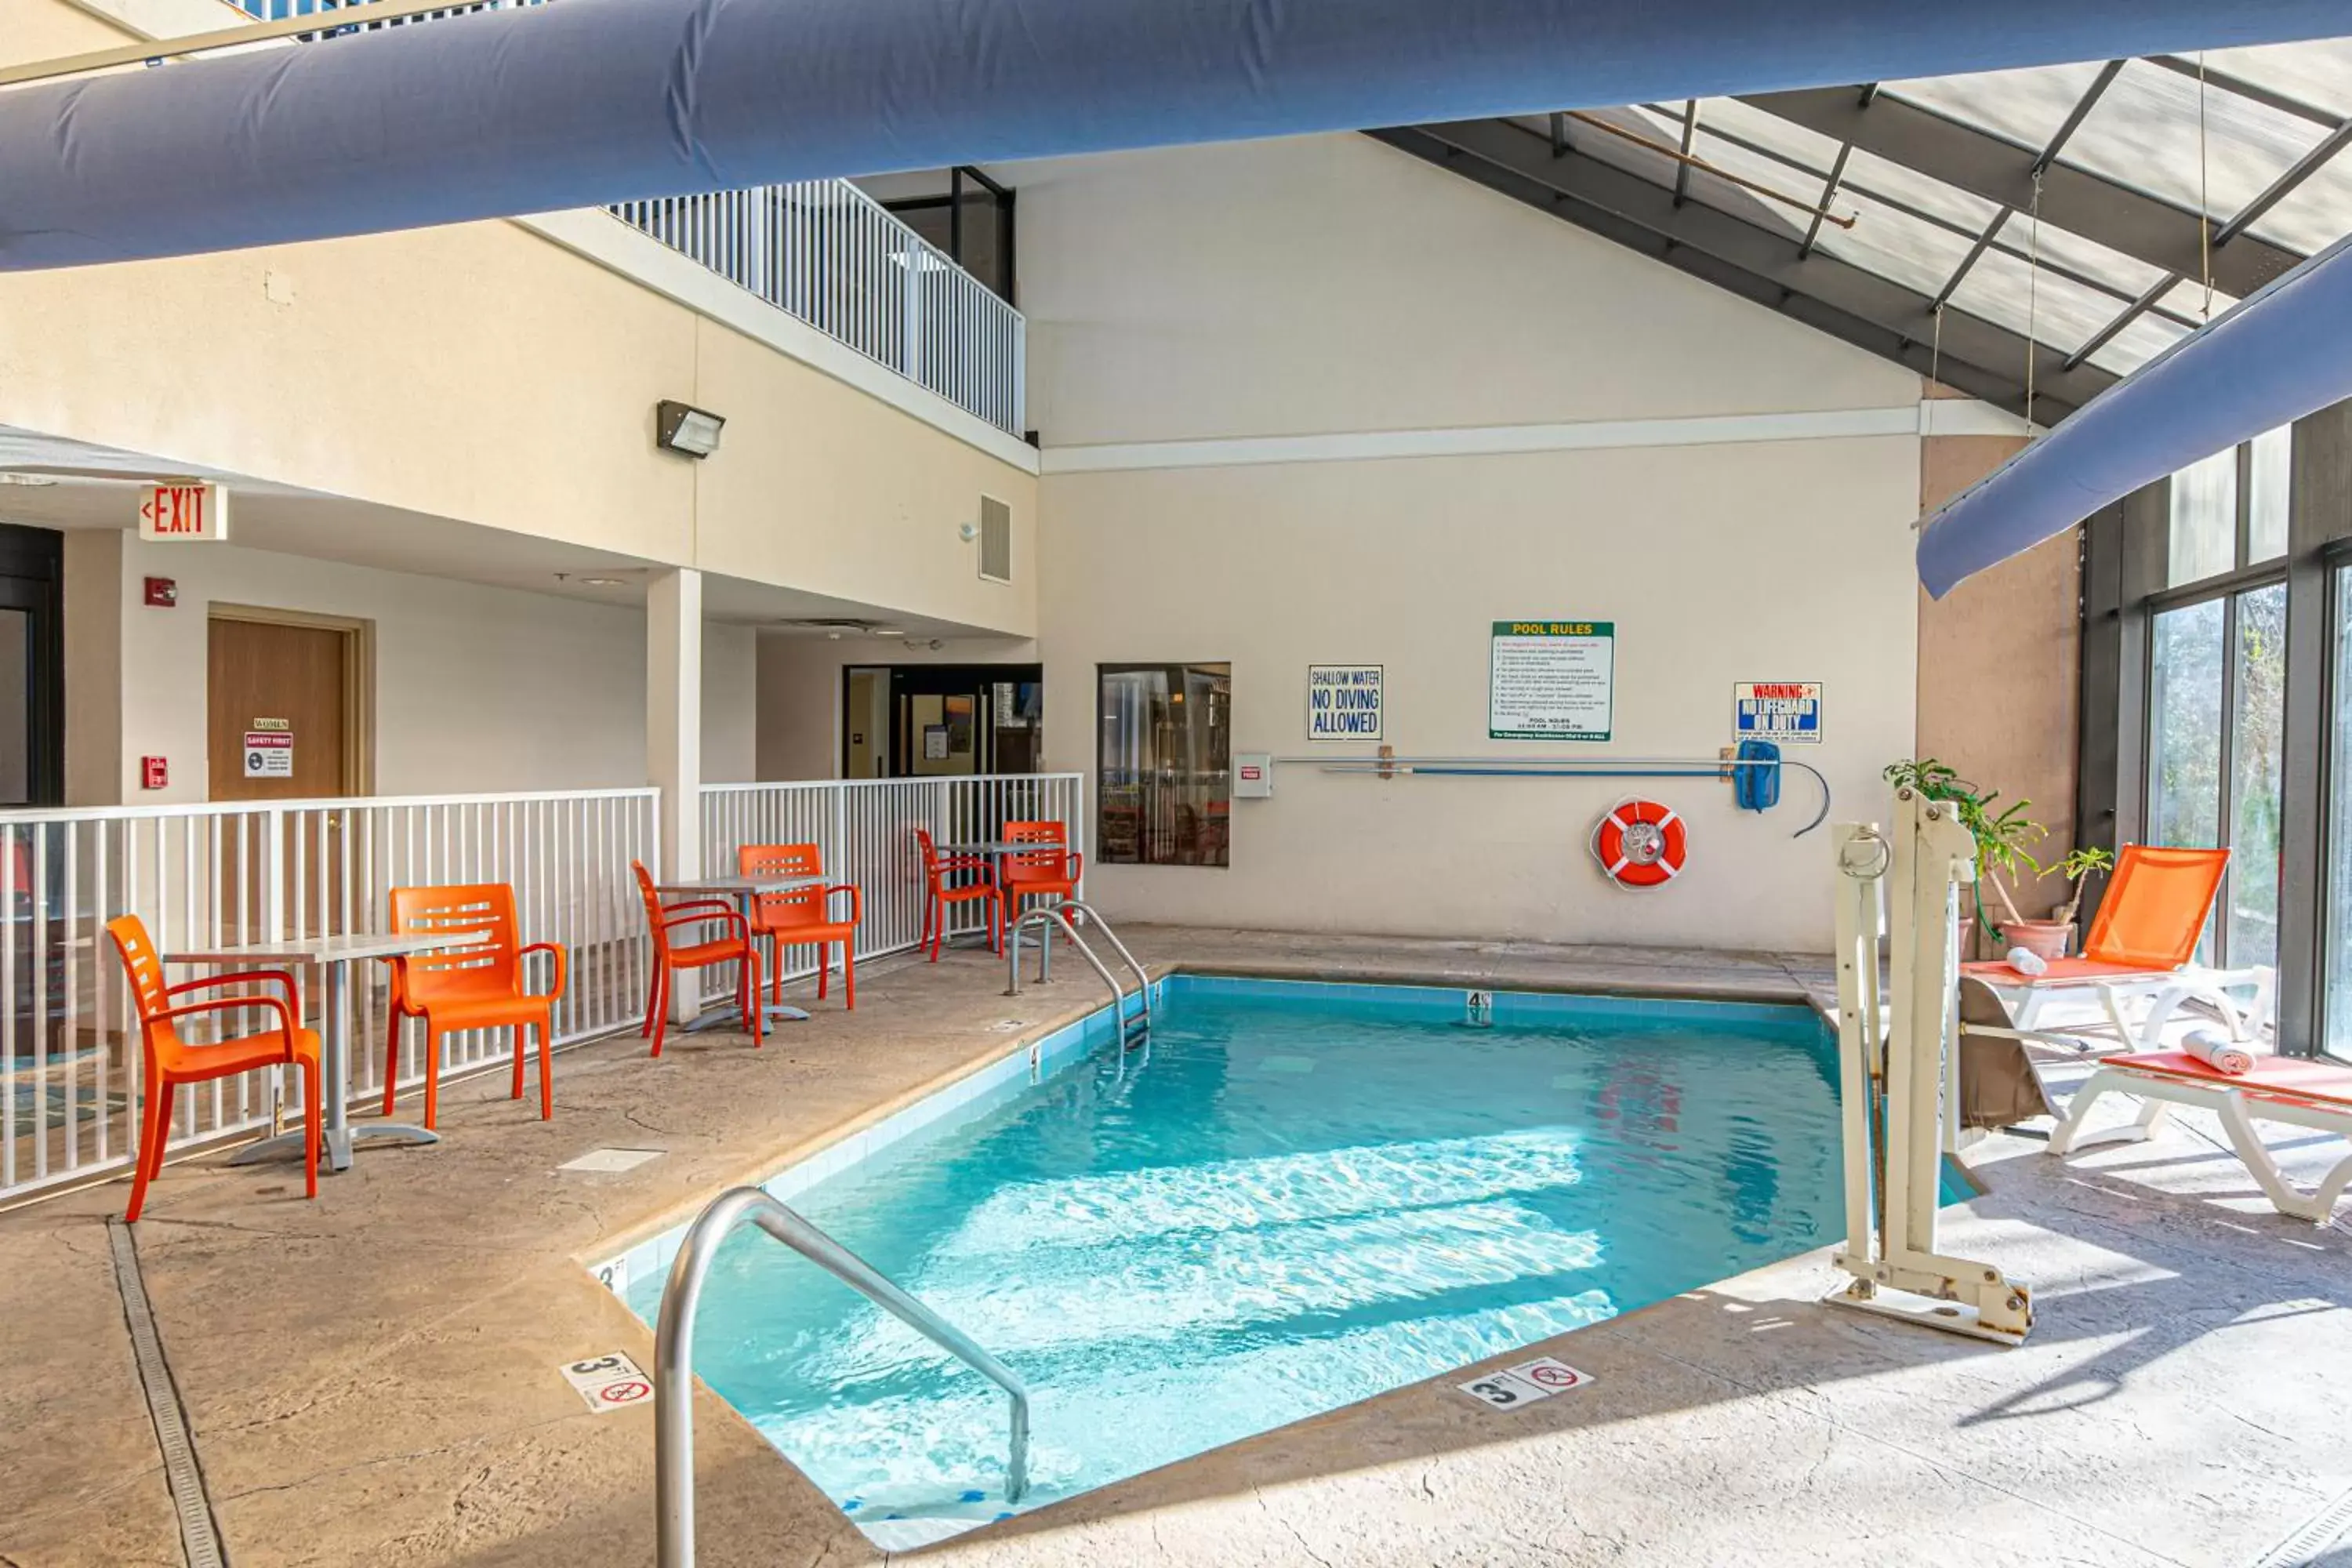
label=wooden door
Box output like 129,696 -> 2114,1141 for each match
209,618 -> 354,942
208,619 -> 348,802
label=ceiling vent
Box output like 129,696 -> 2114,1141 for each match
978,495 -> 1012,584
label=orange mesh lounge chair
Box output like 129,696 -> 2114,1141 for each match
1958,844 -> 2266,1050
2049,1051 -> 2352,1223
1000,820 -> 1081,931
915,828 -> 1001,960
739,843 -> 862,1010
633,861 -> 762,1056
381,884 -> 567,1130
106,914 -> 322,1222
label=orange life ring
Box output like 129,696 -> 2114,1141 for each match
1592,799 -> 1686,889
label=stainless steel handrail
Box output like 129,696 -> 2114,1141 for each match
1004,906 -> 1135,1040
655,1186 -> 1029,1568
1045,900 -> 1152,1034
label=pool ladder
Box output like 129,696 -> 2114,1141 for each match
654,1187 -> 1029,1568
1004,899 -> 1152,1047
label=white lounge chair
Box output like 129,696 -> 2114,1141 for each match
2049,1051 -> 2352,1225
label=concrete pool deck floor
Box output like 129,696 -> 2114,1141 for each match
1,925 -> 2345,1567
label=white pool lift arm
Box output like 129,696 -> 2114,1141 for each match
1826,789 -> 2034,1345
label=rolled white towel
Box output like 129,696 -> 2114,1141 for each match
2003,946 -> 2048,977
2181,1027 -> 2256,1076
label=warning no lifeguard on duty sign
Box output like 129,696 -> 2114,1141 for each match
1733,681 -> 1823,745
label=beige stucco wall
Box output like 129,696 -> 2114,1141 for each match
1038,441 -> 1922,950
65,535 -> 757,804
1017,136 -> 1923,446
1009,134 -> 1926,951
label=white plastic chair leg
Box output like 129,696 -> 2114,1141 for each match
2048,1069 -> 2172,1156
2214,1092 -> 2352,1224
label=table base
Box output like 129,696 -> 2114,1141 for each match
684,1000 -> 810,1032
231,1120 -> 440,1174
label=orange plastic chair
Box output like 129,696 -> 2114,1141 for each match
105,914 -> 321,1222
381,884 -> 567,1130
633,861 -> 762,1056
739,844 -> 862,1010
1001,820 -> 1082,928
915,828 -> 1001,960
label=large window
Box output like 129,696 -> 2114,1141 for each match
2092,417 -> 2350,1054
1097,663 -> 1231,867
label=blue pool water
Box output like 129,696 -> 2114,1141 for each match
622,978 -> 1879,1535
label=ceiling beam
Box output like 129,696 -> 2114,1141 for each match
1742,86 -> 2303,297
1672,100 -> 1701,205
1370,121 -> 2113,421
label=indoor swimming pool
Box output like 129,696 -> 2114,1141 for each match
609,976 -> 1871,1544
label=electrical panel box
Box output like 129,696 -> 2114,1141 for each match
1234,753 -> 1274,799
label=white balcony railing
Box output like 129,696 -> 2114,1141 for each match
0,774 -> 1080,1210
226,0 -> 1026,435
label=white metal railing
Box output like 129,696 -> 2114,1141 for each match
699,774 -> 1085,1004
0,789 -> 658,1208
226,0 -> 1026,435
608,184 -> 1025,435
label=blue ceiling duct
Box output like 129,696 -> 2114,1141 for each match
3,0 -> 2349,271
1916,232 -> 2352,597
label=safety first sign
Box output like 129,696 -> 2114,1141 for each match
241,731 -> 293,779
1733,681 -> 1822,745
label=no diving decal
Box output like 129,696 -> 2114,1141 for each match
1456,1356 -> 1595,1410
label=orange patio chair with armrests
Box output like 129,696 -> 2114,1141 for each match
915,828 -> 1001,960
739,843 -> 862,1010
105,913 -> 321,1222
1001,820 -> 1082,929
380,884 -> 566,1131
633,861 -> 762,1056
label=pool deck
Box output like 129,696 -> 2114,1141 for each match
2,925 -> 2346,1567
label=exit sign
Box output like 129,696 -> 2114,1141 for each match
138,482 -> 229,542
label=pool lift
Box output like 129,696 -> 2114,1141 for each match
1005,900 -> 1152,1049
1826,789 -> 2033,1345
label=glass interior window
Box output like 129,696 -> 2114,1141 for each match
2167,447 -> 2239,586
2228,585 -> 2288,978
2248,424 -> 2292,564
1098,663 -> 1232,868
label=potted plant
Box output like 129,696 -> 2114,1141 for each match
1882,760 -> 2052,955
2025,845 -> 2116,958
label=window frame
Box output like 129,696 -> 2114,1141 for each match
2082,406 -> 2352,1058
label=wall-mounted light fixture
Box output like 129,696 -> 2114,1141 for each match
655,400 -> 725,458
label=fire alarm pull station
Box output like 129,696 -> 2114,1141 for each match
141,756 -> 168,791
1234,753 -> 1274,799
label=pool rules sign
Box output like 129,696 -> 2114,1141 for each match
1490,622 -> 1613,742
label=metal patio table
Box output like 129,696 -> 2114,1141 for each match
937,840 -> 1040,947
655,874 -> 829,1028
166,928 -> 491,1174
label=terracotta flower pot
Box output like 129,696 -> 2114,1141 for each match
1997,919 -> 2073,960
